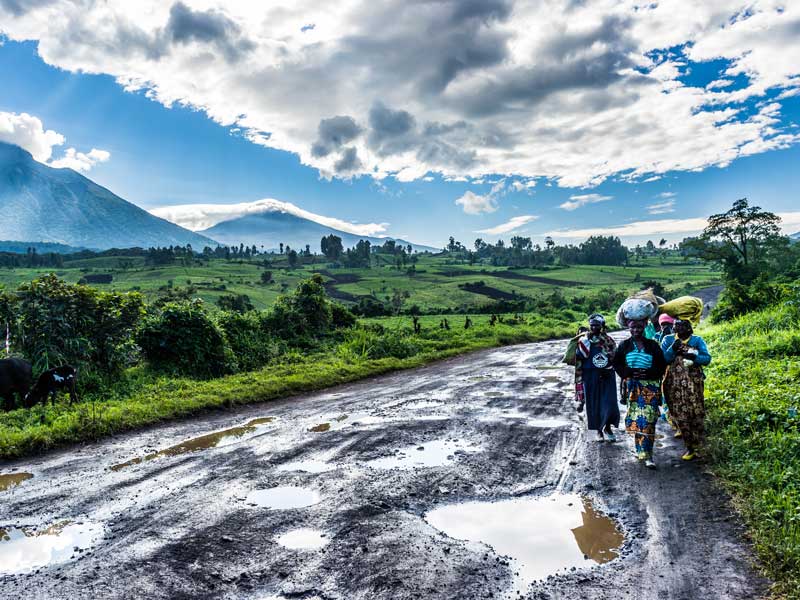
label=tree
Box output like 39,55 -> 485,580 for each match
684,198 -> 782,282
279,243 -> 284,255
260,271 -> 273,284
287,249 -> 299,268
659,238 -> 667,248
321,234 -> 344,262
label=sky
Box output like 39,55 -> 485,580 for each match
1,1 -> 799,248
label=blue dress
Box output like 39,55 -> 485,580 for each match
578,340 -> 619,431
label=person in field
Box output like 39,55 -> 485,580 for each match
613,318 -> 667,469
660,319 -> 712,461
575,314 -> 619,442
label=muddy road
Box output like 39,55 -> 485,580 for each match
0,336 -> 766,599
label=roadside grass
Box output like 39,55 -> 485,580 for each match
0,318 -> 578,459
703,301 -> 800,598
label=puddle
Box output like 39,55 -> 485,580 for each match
482,411 -> 574,428
277,459 -> 335,474
403,400 -> 444,410
425,494 -> 623,593
0,472 -> 33,492
309,423 -> 331,432
111,417 -> 275,471
484,392 -> 505,397
276,528 -> 329,550
246,486 -> 321,509
0,520 -> 105,574
366,439 -> 479,470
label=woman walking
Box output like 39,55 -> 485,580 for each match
575,314 -> 618,442
660,319 -> 711,461
612,318 -> 667,468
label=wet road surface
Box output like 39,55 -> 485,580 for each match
0,337 -> 767,599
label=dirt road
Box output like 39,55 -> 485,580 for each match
0,336 -> 766,599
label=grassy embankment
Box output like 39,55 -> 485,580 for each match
704,299 -> 800,598
0,313 -> 578,459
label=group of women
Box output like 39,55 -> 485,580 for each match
573,311 -> 711,469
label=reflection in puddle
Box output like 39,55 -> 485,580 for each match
309,423 -> 331,432
0,521 -> 105,574
0,472 -> 33,492
276,528 -> 329,550
484,391 -> 505,397
425,494 -> 623,593
246,486 -> 321,509
366,439 -> 479,470
111,417 -> 276,471
277,459 -> 335,474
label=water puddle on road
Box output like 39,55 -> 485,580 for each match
0,472 -> 33,492
277,459 -> 335,474
425,494 -> 623,594
0,520 -> 105,574
111,417 -> 276,471
246,486 -> 321,510
276,528 -> 329,550
484,391 -> 505,397
366,439 -> 479,470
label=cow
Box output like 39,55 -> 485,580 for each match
0,358 -> 33,411
24,365 -> 78,408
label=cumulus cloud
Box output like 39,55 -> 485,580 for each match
559,193 -> 613,211
50,148 -> 111,172
0,110 -> 109,171
149,198 -> 389,236
455,190 -> 498,215
2,2 -> 800,185
477,215 -> 539,235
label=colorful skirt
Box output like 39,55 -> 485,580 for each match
662,360 -> 706,451
623,378 -> 662,460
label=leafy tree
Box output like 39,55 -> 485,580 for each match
287,249 -> 299,268
260,270 -> 273,284
321,234 -> 344,262
263,274 -> 333,344
216,293 -> 255,314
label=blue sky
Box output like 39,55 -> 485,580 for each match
1,2 -> 800,248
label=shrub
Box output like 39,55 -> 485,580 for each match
337,327 -> 421,361
263,274 -> 333,345
217,311 -> 282,371
216,293 -> 255,313
136,300 -> 236,378
9,274 -> 145,376
331,302 -> 357,329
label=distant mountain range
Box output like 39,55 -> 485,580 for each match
198,209 -> 438,253
0,142 -> 216,250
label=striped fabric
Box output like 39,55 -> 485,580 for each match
625,347 -> 653,370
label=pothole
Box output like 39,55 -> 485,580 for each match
0,520 -> 105,574
276,528 -> 329,550
0,472 -> 33,493
365,439 -> 479,470
111,417 -> 276,471
425,494 -> 623,594
246,486 -> 321,509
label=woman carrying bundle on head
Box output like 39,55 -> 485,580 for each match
612,317 -> 667,469
574,314 -> 618,442
660,319 -> 711,461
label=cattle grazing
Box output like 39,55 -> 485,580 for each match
0,358 -> 33,411
24,365 -> 79,408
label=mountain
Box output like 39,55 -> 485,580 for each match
0,142 -> 217,250
790,232 -> 800,242
199,210 -> 439,253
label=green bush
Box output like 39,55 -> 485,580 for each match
337,327 -> 421,361
6,274 -> 145,376
217,311 -> 282,371
331,302 -> 357,329
136,300 -> 236,378
263,274 -> 334,345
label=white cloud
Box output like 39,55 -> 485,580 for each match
656,191 -> 677,199
1,2 -> 800,186
477,215 -> 539,235
543,211 -> 800,241
50,148 -> 111,172
647,199 -> 676,214
559,193 -> 613,211
0,111 -> 64,161
455,190 -> 498,215
0,110 -> 110,171
149,198 -> 389,236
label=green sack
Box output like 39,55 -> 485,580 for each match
562,334 -> 581,366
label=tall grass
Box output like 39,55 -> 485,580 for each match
704,300 -> 800,598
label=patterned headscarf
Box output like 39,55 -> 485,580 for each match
588,313 -> 605,326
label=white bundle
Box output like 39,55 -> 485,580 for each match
616,297 -> 658,327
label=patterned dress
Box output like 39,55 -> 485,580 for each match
575,334 -> 619,431
661,334 -> 712,452
612,338 -> 667,460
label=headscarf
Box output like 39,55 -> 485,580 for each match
658,313 -> 676,326
588,313 -> 605,326
674,318 -> 693,339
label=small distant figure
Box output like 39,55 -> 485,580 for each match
0,358 -> 33,411
464,316 -> 472,329
412,316 -> 421,334
489,314 -> 497,326
577,325 -> 589,335
439,318 -> 450,330
24,365 -> 78,408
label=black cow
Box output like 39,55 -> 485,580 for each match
0,358 -> 33,411
24,365 -> 78,408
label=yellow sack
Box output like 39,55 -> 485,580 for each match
659,296 -> 703,327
